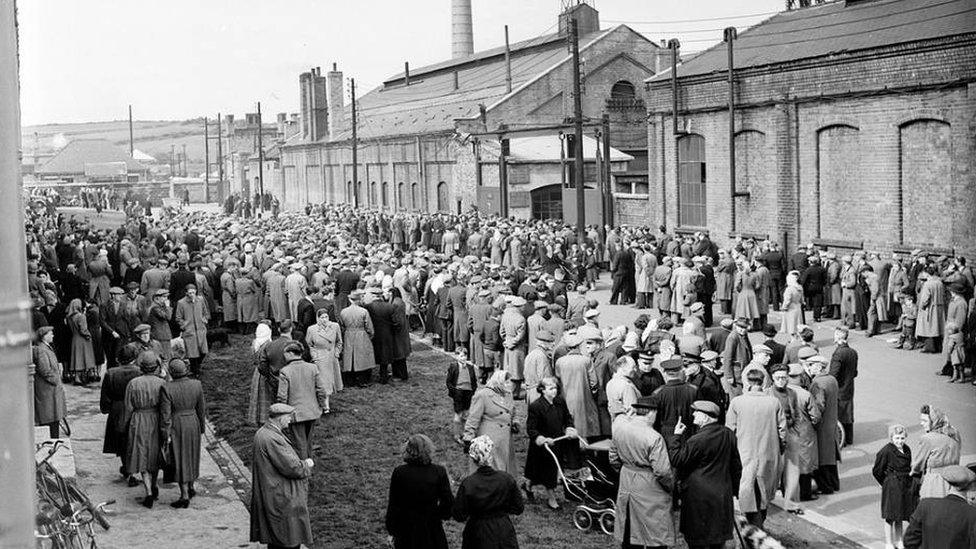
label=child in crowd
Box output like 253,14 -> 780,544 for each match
445,347 -> 478,445
944,321 -> 966,383
893,294 -> 917,350
871,424 -> 914,549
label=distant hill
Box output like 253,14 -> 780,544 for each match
23,119 -> 209,165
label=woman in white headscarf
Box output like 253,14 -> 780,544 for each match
463,370 -> 518,474
246,322 -> 274,426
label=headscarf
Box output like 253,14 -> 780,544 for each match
468,435 -> 495,468
484,370 -> 510,395
252,322 -> 273,352
926,406 -> 961,444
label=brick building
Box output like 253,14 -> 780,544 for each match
278,1 -> 670,222
644,0 -> 976,258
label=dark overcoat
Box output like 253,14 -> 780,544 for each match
99,363 -> 141,455
452,466 -> 524,549
161,377 -> 206,483
123,374 -> 165,473
524,395 -> 577,489
33,342 -> 66,426
391,298 -> 411,361
828,343 -> 858,423
249,423 -> 312,547
366,299 -> 397,365
385,463 -> 453,549
669,423 -> 742,546
903,494 -> 976,549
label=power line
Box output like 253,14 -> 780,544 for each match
604,11 -> 777,24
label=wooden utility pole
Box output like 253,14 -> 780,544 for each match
128,104 -> 134,157
181,143 -> 187,177
257,101 -> 264,214
351,78 -> 359,208
0,3 -> 36,545
216,112 -> 224,202
570,18 -> 585,239
504,25 -> 512,93
204,117 -> 210,202
602,113 -> 613,227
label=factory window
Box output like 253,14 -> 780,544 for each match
677,134 -> 707,227
610,80 -> 636,100
436,182 -> 449,212
397,182 -> 405,210
370,181 -> 378,207
411,182 -> 419,210
382,182 -> 389,207
346,181 -> 353,205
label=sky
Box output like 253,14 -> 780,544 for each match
18,0 -> 784,126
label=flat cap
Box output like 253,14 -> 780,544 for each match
584,308 -> 600,319
689,302 -> 704,313
700,350 -> 719,362
534,300 -> 548,310
692,400 -> 721,418
661,358 -> 684,372
734,317 -> 751,328
511,296 -> 527,307
109,286 -> 124,295
535,330 -> 555,343
268,403 -> 295,417
154,289 -> 169,298
753,344 -> 772,355
787,363 -> 805,377
563,333 -> 583,348
578,325 -> 603,342
940,465 -> 976,489
134,323 -> 151,334
797,347 -> 818,360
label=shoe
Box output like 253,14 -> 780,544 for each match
800,494 -> 818,502
127,476 -> 140,487
546,498 -> 561,510
188,485 -> 196,499
140,496 -> 154,509
788,508 -> 805,515
520,482 -> 535,502
169,498 -> 189,509
151,485 -> 159,501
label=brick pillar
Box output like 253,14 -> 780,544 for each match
776,101 -> 800,252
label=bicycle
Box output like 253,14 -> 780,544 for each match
34,440 -> 114,549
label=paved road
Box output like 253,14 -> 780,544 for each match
585,275 -> 975,548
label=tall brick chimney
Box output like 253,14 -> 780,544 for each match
300,68 -> 329,141
326,63 -> 345,141
299,71 -> 311,139
452,0 -> 474,59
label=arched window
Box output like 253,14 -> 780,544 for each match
436,181 -> 449,212
382,182 -> 389,208
610,80 -> 636,100
397,182 -> 405,210
678,134 -> 706,227
369,181 -> 378,207
346,181 -> 353,205
411,182 -> 419,210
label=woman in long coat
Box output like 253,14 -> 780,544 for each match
463,371 -> 518,475
780,271 -> 805,337
33,327 -> 66,439
66,298 -> 96,383
247,324 -> 275,426
653,258 -> 673,318
669,260 -> 697,321
390,289 -> 412,377
734,263 -> 761,324
85,300 -> 106,370
161,359 -> 205,507
715,250 -> 736,314
339,291 -> 375,374
872,425 -> 914,525
911,405 -> 961,498
100,343 -> 142,476
306,309 -> 343,411
453,435 -> 524,549
523,377 -> 579,508
235,268 -> 261,330
124,351 -> 166,507
916,271 -> 946,353
385,434 -> 454,549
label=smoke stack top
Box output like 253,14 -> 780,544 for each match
452,0 -> 474,59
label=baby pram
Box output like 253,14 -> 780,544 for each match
543,437 -> 617,536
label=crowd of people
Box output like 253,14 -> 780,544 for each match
23,189 -> 976,549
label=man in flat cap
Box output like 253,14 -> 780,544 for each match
555,332 -> 599,440
250,402 -> 314,549
807,355 -> 840,494
103,286 -> 128,369
523,330 -> 555,404
147,289 -> 173,361
720,318 -> 753,398
670,399 -> 742,549
828,326 -> 858,446
499,297 -> 528,399
903,465 -> 976,548
683,352 -> 726,417
787,363 -> 822,504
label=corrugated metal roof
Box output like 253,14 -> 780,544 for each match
37,139 -> 147,175
326,28 -> 615,142
649,0 -> 976,83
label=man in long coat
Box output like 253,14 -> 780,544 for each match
364,290 -> 397,383
467,289 -> 493,368
610,401 -> 675,549
339,290 -> 375,385
499,297 -> 527,397
726,369 -> 786,528
721,318 -> 753,398
175,284 -> 210,377
103,287 -> 130,369
916,269 -> 946,353
100,343 -> 142,482
447,278 -> 470,352
828,327 -> 858,446
648,358 -> 699,451
787,363 -> 822,503
263,264 -> 289,325
277,343 -> 328,460
554,332 -> 600,440
669,400 -> 742,549
522,330 -> 554,404
808,355 -> 840,494
285,264 -> 309,322
250,403 -> 314,549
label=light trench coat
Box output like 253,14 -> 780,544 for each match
610,414 -> 675,548
726,390 -> 786,513
463,388 -> 518,474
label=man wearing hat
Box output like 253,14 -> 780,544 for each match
147,289 -> 173,361
726,368 -> 786,528
467,289 -> 493,370
634,349 -> 666,396
720,318 -> 753,398
670,399 -> 741,549
102,286 -> 129,369
499,297 -> 528,399
903,465 -> 976,548
741,343 -> 774,388
555,332 -> 600,440
140,256 -> 171,298
807,355 -> 840,494
277,341 -> 327,460
33,326 -> 66,440
176,284 -> 211,377
447,275 -> 471,354
609,396 -> 675,548
583,307 -> 600,329
523,330 -> 555,404
787,363 -> 821,503
683,352 -> 726,415
647,357 -> 699,451
100,343 -> 143,486
250,402 -> 314,549
121,282 -> 148,335
606,356 -> 641,419
340,290 -> 376,386
828,327 -> 858,446
285,262 -> 309,322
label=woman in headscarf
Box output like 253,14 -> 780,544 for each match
161,358 -> 206,508
385,434 -> 454,549
305,308 -> 343,413
66,298 -> 96,384
247,322 -> 275,426
780,271 -> 804,338
124,351 -> 166,508
453,435 -> 524,549
734,260 -> 761,330
911,405 -> 961,498
463,370 -> 518,475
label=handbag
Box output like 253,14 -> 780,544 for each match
161,437 -> 176,484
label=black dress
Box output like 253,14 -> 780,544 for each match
524,396 -> 580,489
385,462 -> 453,549
871,442 -> 915,521
453,466 -> 524,549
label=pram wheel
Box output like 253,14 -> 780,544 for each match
572,507 -> 592,531
598,510 -> 614,535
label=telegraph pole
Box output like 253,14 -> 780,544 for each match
181,143 -> 187,177
128,104 -> 134,157
350,78 -> 359,209
216,112 -> 224,202
204,117 -> 210,203
570,18 -> 585,240
0,2 -> 37,546
257,101 -> 264,214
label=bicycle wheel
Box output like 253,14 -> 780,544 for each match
66,481 -> 111,531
